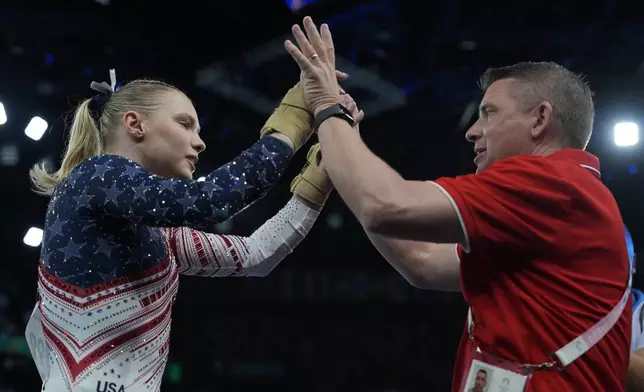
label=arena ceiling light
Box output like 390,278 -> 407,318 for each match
25,116 -> 48,141
614,121 -> 639,147
0,102 -> 6,125
23,227 -> 43,247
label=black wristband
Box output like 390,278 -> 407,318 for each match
313,104 -> 355,132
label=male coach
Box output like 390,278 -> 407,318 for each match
283,17 -> 631,392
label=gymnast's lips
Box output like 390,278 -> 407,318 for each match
186,156 -> 198,172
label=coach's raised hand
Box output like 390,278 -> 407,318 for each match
285,17 -> 343,116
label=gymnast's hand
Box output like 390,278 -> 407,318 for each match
289,93 -> 362,209
260,70 -> 349,152
285,17 -> 345,117
339,89 -> 365,133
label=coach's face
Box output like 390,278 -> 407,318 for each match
465,78 -> 547,173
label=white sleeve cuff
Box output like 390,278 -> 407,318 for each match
243,196 -> 319,276
428,181 -> 471,253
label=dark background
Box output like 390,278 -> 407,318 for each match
1,0 -> 644,390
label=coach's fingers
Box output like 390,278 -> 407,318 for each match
291,24 -> 317,60
321,24 -> 336,68
303,17 -> 327,63
285,40 -> 316,74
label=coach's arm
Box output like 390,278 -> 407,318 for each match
316,117 -> 466,290
628,349 -> 644,391
317,113 -> 570,292
318,113 -> 572,292
363,233 -> 461,291
317,119 -> 466,243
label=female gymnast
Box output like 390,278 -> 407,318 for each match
25,70 -> 344,391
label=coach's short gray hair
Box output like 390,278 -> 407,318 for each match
478,62 -> 595,149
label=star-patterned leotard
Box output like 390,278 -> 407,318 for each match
34,137 -> 292,392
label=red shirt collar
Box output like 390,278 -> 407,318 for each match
548,148 -> 601,177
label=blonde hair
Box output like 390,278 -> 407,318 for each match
29,79 -> 181,196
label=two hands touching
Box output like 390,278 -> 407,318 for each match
284,16 -> 365,123
286,88 -> 363,209
288,91 -> 361,209
259,68 -> 362,155
260,17 -> 364,209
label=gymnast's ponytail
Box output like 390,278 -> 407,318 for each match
29,98 -> 102,195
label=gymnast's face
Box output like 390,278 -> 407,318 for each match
465,78 -> 545,173
129,90 -> 205,180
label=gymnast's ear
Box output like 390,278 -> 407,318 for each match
123,111 -> 146,141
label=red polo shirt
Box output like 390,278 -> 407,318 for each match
433,149 -> 631,392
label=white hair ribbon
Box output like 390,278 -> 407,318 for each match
89,69 -> 117,95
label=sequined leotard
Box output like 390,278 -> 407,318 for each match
33,137 -> 292,392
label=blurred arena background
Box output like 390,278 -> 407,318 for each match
2,0 -> 644,390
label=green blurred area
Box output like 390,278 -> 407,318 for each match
166,362 -> 183,384
0,333 -> 29,356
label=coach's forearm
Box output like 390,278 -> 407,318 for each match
363,230 -> 461,291
317,117 -> 405,228
365,230 -> 434,288
628,351 -> 644,391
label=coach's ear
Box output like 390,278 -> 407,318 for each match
530,101 -> 553,141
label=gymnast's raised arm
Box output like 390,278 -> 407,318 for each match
30,75 -> 318,232
164,143 -> 333,277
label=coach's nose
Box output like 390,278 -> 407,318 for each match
466,120 -> 482,143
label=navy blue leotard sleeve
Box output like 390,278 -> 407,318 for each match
59,137 -> 292,230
